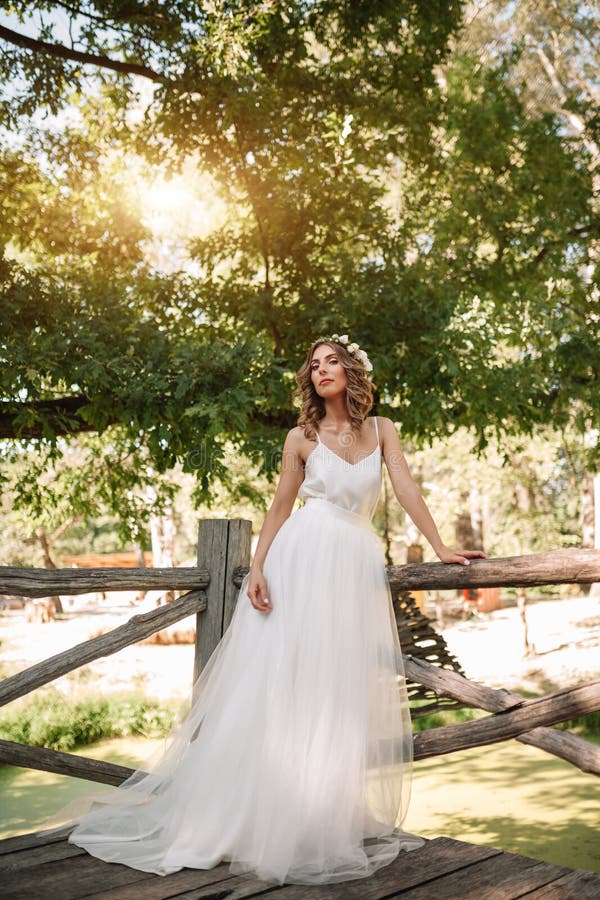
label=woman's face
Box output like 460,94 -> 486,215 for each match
310,343 -> 348,397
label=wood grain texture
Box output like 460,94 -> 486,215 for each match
0,852 -> 156,899
0,840 -> 85,871
0,740 -> 137,785
3,833 -> 598,900
516,726 -> 600,774
525,868 -> 600,898
193,519 -> 251,686
0,566 -> 208,598
396,851 -> 569,899
194,519 -> 229,686
404,655 -> 600,774
388,548 -> 600,590
0,827 -> 72,855
83,867 -> 259,899
413,679 -> 600,759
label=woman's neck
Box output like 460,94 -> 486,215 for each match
322,396 -> 351,429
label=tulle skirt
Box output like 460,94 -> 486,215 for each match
61,498 -> 424,884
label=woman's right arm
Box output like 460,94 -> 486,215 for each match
247,428 -> 306,613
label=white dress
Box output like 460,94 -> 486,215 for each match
66,416 -> 424,884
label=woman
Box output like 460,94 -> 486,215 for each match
65,335 -> 485,885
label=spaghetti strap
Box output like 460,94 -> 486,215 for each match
373,415 -> 380,449
315,427 -> 322,444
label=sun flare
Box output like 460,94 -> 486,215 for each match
135,163 -> 227,244
143,178 -> 193,216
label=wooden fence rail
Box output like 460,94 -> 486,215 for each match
403,656 -> 600,774
0,591 -> 207,708
412,679 -> 600,759
0,567 -> 208,598
3,548 -> 599,600
387,548 -> 600,590
1,668 -> 597,786
0,522 -> 598,798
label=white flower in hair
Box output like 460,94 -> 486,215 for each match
357,349 -> 373,372
325,333 -> 373,373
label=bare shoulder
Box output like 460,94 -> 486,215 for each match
285,424 -> 316,464
285,425 -> 306,447
375,417 -> 403,450
375,416 -> 397,435
276,428 -> 308,489
283,426 -> 310,455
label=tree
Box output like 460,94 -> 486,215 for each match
0,1 -> 598,531
457,0 -> 600,577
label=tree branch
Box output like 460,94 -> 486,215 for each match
532,223 -> 600,265
529,41 -> 600,163
0,396 -> 109,440
0,24 -> 163,83
0,396 -> 296,440
47,1 -> 166,46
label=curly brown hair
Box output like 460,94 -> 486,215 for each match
294,339 -> 375,439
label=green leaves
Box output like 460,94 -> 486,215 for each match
0,1 -> 598,533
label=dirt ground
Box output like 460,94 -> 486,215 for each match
437,592 -> 600,695
0,592 -> 196,700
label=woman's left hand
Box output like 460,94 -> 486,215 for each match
436,546 -> 487,566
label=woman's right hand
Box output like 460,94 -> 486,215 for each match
247,567 -> 272,613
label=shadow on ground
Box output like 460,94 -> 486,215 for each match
409,739 -> 600,873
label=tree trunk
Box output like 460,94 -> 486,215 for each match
35,528 -> 63,614
591,471 -> 600,599
149,498 -> 176,603
454,496 -> 477,549
133,540 -> 148,601
517,586 -> 534,656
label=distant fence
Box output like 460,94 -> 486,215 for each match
0,521 -> 598,789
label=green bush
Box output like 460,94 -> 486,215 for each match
556,710 -> 600,739
4,692 -> 596,754
0,689 -> 180,752
411,706 -> 485,732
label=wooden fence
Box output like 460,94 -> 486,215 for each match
0,520 -> 599,794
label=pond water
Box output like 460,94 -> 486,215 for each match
1,735 -> 598,873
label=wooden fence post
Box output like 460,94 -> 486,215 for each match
193,518 -> 252,686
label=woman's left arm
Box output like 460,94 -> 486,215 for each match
379,417 -> 486,566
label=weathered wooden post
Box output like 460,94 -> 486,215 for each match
193,518 -> 252,685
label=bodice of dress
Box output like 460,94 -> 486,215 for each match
298,417 -> 382,520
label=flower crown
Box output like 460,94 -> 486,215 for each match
321,333 -> 373,372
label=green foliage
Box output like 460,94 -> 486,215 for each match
0,689 -> 180,752
421,426 -> 589,558
411,705 -> 486,731
556,711 -> 600,739
0,1 -> 598,531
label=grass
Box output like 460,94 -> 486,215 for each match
0,688 -> 183,752
2,690 -> 598,754
411,705 -> 485,731
555,709 -> 600,738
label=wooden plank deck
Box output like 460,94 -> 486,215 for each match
0,828 -> 599,899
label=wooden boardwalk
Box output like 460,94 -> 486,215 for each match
1,827 -> 599,899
